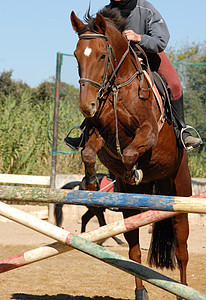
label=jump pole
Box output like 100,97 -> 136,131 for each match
0,210 -> 180,273
1,186 -> 206,213
0,202 -> 205,299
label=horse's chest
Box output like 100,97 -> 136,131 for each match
97,102 -> 139,139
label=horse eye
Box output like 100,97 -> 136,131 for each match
100,54 -> 106,60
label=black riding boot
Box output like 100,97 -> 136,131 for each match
171,94 -> 202,150
64,119 -> 86,150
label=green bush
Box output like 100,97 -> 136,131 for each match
0,91 -> 106,175
0,95 -> 53,174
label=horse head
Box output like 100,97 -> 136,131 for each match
71,10 -> 128,118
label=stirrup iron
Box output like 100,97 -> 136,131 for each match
64,126 -> 84,150
180,125 -> 202,151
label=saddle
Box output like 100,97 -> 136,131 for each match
151,71 -> 173,124
131,44 -> 173,127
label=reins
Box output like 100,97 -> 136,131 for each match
112,68 -> 143,157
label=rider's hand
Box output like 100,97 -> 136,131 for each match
124,30 -> 141,43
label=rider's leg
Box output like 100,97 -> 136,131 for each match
157,51 -> 202,149
64,119 -> 86,150
170,94 -> 202,149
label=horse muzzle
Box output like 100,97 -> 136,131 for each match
79,97 -> 99,118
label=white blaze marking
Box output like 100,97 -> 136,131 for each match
84,46 -> 92,57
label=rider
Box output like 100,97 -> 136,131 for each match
65,0 -> 202,150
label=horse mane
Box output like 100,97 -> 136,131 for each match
79,7 -> 126,35
99,7 -> 127,33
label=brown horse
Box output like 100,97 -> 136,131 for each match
70,8 -> 191,300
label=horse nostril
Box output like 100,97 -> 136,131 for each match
91,103 -> 96,108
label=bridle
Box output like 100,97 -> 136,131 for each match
78,33 -> 116,98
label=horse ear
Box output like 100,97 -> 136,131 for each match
94,13 -> 107,35
70,11 -> 85,33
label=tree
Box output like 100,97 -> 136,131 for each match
166,42 -> 206,144
31,80 -> 79,104
31,81 -> 55,103
166,42 -> 206,177
0,70 -> 31,103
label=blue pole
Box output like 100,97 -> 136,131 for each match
0,186 -> 205,214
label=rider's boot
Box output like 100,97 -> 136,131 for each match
171,94 -> 202,150
64,119 -> 86,150
64,134 -> 84,150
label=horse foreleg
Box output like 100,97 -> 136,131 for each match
122,122 -> 158,185
81,130 -> 104,191
81,145 -> 98,190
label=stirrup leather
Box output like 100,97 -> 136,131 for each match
180,125 -> 202,151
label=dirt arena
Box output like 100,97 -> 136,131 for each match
0,205 -> 205,300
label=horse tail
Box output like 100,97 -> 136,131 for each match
148,218 -> 176,270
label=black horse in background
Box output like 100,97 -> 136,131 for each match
54,173 -> 124,245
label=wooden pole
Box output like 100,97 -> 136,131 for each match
1,186 -> 206,214
49,52 -> 62,222
0,209 -> 180,273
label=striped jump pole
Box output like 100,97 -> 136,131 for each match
1,185 -> 206,213
0,202 -> 205,299
0,210 -> 180,273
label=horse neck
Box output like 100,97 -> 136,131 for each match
106,26 -> 136,79
107,29 -> 163,129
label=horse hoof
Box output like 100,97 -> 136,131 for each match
124,167 -> 143,185
80,178 -> 87,190
135,286 -> 148,300
80,176 -> 99,191
134,167 -> 143,185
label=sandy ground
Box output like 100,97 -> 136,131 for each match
0,205 -> 205,300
